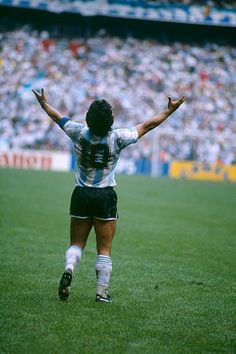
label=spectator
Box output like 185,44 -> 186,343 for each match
0,27 -> 235,165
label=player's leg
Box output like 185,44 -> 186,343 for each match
59,217 -> 93,301
65,187 -> 93,273
94,219 -> 116,255
66,216 -> 93,271
59,186 -> 93,301
92,187 -> 118,302
94,219 -> 116,303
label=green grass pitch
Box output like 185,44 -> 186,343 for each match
0,168 -> 235,354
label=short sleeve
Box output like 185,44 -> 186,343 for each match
59,117 -> 84,142
115,127 -> 138,150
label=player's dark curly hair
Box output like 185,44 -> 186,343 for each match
86,99 -> 114,137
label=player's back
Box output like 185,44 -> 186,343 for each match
62,119 -> 138,188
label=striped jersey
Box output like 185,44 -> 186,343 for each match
60,117 -> 138,188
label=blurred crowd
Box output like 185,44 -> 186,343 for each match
0,26 -> 235,164
43,0 -> 236,10
145,0 -> 236,9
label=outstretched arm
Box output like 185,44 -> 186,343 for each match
136,96 -> 185,139
32,88 -> 63,124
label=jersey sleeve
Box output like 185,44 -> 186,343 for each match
115,127 -> 138,150
59,117 -> 84,142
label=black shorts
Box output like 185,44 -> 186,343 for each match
70,186 -> 118,220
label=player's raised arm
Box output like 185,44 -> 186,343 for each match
136,95 -> 185,139
32,88 -> 63,124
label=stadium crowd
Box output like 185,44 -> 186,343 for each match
28,0 -> 236,10
145,0 -> 236,9
0,26 -> 235,165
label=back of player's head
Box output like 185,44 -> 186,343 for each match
86,99 -> 114,137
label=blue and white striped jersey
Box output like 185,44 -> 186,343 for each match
60,118 -> 138,188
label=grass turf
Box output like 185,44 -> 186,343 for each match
0,168 -> 235,354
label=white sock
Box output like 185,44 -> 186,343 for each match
96,255 -> 112,297
65,245 -> 82,273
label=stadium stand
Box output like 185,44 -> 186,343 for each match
0,25 -> 235,167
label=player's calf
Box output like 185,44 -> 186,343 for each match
95,255 -> 112,303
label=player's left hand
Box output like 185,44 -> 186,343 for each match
32,88 -> 48,107
167,96 -> 185,112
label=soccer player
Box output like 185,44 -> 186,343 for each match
33,88 -> 185,303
